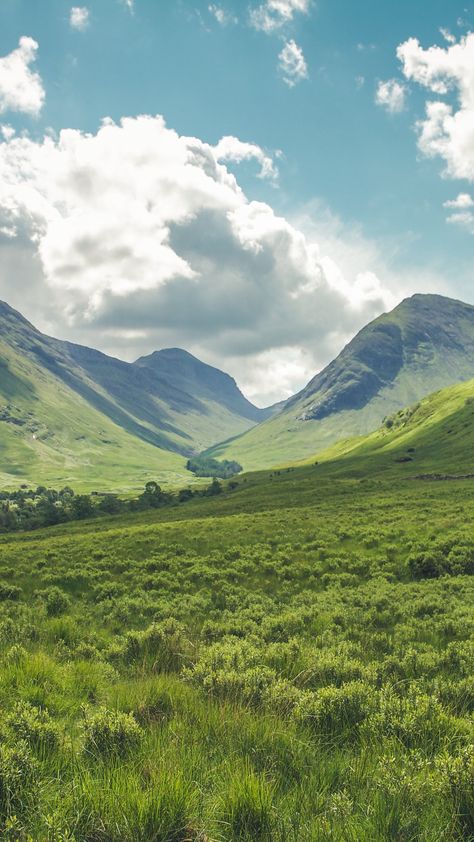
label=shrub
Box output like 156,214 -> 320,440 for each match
7,702 -> 60,753
293,681 -> 372,736
365,690 -> 459,751
438,747 -> 474,838
0,582 -> 22,602
0,741 -> 36,820
407,550 -> 445,579
42,587 -> 71,617
187,639 -> 276,704
120,619 -> 188,673
83,708 -> 142,758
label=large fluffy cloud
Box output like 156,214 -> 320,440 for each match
0,114 -> 398,403
0,37 -> 45,117
397,33 -> 474,182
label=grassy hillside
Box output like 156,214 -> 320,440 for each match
0,334 -> 191,492
210,294 -> 474,470
304,376 -> 474,479
0,301 -> 268,489
0,437 -> 472,838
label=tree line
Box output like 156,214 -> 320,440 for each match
0,477 -> 227,533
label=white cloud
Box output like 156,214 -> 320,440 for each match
397,33 -> 474,181
0,124 -> 15,141
0,114 -> 400,402
439,27 -> 456,45
443,192 -> 474,233
443,192 -> 473,209
0,225 -> 17,239
278,40 -> 308,87
249,0 -> 309,33
446,210 -> 474,233
120,0 -> 134,12
70,7 -> 90,31
0,37 -> 45,117
375,78 -> 406,113
214,136 -> 278,180
208,5 -> 237,25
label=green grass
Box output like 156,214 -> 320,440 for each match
0,410 -> 474,838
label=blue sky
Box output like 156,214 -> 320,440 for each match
0,0 -> 473,402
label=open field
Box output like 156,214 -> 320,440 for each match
0,462 -> 473,840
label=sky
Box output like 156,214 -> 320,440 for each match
0,0 -> 473,405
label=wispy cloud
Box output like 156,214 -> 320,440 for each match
70,7 -> 90,31
249,0 -> 309,34
278,40 -> 308,87
208,4 -> 237,26
375,78 -> 406,113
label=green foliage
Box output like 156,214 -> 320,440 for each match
0,742 -> 36,821
83,708 -> 143,758
42,586 -> 71,617
187,454 -> 242,479
7,702 -> 60,753
0,464 -> 472,838
222,765 -> 274,840
294,681 -> 372,736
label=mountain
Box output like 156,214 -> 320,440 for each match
208,294 -> 474,469
135,348 -> 270,425
0,301 -> 266,490
311,376 -> 474,479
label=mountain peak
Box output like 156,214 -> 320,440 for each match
136,347 -> 269,423
209,292 -> 474,471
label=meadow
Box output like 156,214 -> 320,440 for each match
0,465 -> 472,841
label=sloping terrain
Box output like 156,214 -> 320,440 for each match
311,375 -> 474,479
0,301 -> 267,489
0,378 -> 473,838
209,294 -> 474,469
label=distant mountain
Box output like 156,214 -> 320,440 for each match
135,348 -> 270,424
0,301 -> 266,489
208,294 -> 474,469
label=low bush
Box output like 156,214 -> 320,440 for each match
83,707 -> 143,758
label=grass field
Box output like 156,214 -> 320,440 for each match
0,449 -> 473,839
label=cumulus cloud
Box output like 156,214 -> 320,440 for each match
443,192 -> 473,209
249,0 -> 309,33
397,33 -> 474,182
208,5 -> 237,25
375,78 -> 406,113
0,114 -> 400,403
70,7 -> 90,31
278,40 -> 308,86
214,135 -> 278,180
443,192 -> 474,233
446,210 -> 474,232
0,37 -> 45,117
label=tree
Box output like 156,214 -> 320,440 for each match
206,478 -> 222,496
71,494 -> 94,519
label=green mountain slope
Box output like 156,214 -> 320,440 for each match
0,302 -> 266,489
311,376 -> 474,479
209,294 -> 474,470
